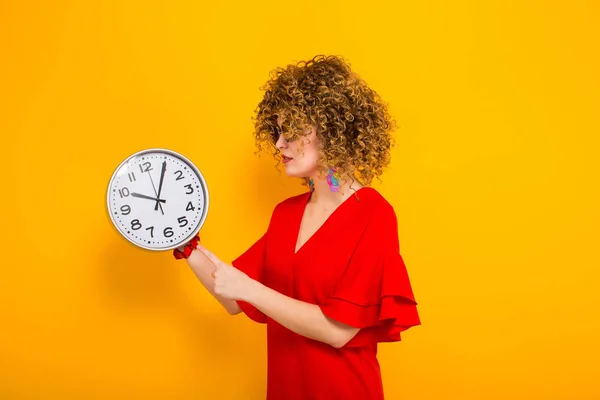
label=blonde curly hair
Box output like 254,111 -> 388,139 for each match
251,54 -> 397,187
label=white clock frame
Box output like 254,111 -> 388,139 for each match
106,148 -> 209,251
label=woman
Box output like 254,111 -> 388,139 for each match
174,55 -> 421,399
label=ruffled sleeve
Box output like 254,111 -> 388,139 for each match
318,203 -> 421,347
231,233 -> 268,324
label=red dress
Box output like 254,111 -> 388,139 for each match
232,187 -> 421,399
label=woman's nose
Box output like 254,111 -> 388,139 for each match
275,133 -> 287,149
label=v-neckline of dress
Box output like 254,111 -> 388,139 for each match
292,187 -> 370,256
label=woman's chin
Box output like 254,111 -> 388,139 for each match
283,166 -> 305,178
284,171 -> 303,178
282,162 -> 317,178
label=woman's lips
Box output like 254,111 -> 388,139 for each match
282,155 -> 293,163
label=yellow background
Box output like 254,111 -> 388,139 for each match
2,1 -> 599,399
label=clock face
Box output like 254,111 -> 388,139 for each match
106,148 -> 209,251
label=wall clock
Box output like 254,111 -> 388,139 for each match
106,148 -> 209,251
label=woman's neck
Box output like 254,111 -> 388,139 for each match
308,174 -> 364,207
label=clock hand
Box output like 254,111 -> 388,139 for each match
155,161 -> 167,211
145,169 -> 165,215
131,192 -> 166,203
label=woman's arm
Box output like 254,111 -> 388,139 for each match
247,283 -> 360,348
198,245 -> 360,348
184,248 -> 242,315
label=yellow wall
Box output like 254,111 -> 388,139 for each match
2,1 -> 599,399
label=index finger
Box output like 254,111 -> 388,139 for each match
197,245 -> 222,268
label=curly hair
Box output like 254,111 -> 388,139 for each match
251,54 -> 397,187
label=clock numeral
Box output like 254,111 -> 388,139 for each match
145,226 -> 154,238
139,162 -> 153,173
120,205 -> 131,215
128,172 -> 136,182
186,201 -> 196,211
178,216 -> 188,227
131,219 -> 142,230
184,184 -> 194,194
118,187 -> 130,198
174,170 -> 184,181
164,227 -> 174,237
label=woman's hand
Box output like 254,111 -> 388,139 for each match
197,244 -> 261,302
196,244 -> 359,347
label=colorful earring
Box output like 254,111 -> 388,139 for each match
307,177 -> 314,191
326,167 -> 340,192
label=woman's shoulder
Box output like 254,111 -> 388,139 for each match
358,187 -> 397,217
354,187 -> 401,250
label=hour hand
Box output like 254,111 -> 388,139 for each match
131,192 -> 166,203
